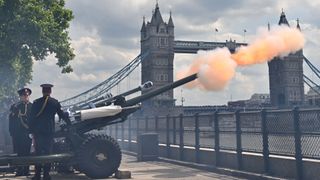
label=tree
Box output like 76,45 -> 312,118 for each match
0,0 -> 75,101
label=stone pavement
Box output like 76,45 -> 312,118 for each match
0,154 -> 246,180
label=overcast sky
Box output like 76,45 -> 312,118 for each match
28,0 -> 320,106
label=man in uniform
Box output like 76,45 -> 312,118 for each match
8,88 -> 32,176
29,84 -> 71,180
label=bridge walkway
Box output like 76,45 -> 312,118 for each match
0,154 -> 249,180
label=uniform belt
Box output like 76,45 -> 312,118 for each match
36,96 -> 49,117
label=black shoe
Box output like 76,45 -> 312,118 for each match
43,175 -> 52,180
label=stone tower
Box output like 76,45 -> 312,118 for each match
268,11 -> 304,108
140,3 -> 175,115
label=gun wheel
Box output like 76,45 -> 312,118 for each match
76,134 -> 121,179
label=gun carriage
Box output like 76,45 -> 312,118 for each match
0,74 -> 197,179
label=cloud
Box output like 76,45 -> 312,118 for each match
28,0 -> 320,106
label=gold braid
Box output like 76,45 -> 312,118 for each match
36,96 -> 49,117
18,103 -> 29,129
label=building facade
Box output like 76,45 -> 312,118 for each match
305,86 -> 320,106
227,93 -> 271,109
140,3 -> 176,115
268,11 -> 304,108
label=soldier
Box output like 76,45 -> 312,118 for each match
29,84 -> 71,180
8,88 -> 32,176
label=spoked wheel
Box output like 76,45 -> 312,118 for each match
76,134 -> 121,179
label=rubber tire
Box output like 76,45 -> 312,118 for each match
73,133 -> 94,171
76,134 -> 122,179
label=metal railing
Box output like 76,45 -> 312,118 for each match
106,107 -> 320,179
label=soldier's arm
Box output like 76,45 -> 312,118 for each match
28,103 -> 37,133
56,101 -> 71,126
8,104 -> 17,136
8,104 -> 17,120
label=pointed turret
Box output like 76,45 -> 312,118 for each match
168,11 -> 174,27
150,2 -> 164,25
296,18 -> 301,31
268,9 -> 304,108
140,16 -> 146,32
140,3 -> 175,115
278,9 -> 290,26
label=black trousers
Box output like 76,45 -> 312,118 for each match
12,133 -> 32,174
34,135 -> 53,176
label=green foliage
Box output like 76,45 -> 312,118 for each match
0,0 -> 75,101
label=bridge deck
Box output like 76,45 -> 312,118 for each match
1,154 -> 247,180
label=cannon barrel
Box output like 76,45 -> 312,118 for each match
78,93 -> 113,108
80,81 -> 153,109
117,81 -> 153,98
124,73 -> 197,107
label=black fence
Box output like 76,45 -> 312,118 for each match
105,107 -> 320,179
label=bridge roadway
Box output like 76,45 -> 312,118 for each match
1,154 -> 247,180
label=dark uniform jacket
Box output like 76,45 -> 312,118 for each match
29,96 -> 68,136
9,101 -> 32,137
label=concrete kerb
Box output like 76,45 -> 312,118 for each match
122,150 -> 286,180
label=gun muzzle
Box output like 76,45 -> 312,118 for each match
124,73 -> 197,107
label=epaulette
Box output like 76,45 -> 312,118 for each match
10,104 -> 15,109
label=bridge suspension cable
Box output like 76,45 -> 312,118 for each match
303,74 -> 320,95
60,53 -> 146,108
304,56 -> 320,79
303,56 -> 320,95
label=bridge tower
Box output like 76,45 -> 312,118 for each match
140,3 -> 175,115
268,11 -> 304,108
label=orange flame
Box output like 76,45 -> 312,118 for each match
178,25 -> 305,91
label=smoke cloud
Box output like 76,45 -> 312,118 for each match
178,25 -> 305,91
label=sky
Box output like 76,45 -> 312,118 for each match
28,0 -> 320,106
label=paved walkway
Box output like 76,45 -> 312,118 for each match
0,154 -> 246,180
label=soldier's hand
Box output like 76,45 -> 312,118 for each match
60,123 -> 70,131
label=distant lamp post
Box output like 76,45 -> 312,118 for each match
214,28 -> 218,41
181,89 -> 185,106
243,29 -> 247,43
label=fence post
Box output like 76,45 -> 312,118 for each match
179,114 -> 184,161
137,117 -> 140,137
166,115 -> 170,158
195,113 -> 200,163
121,121 -> 124,147
235,110 -> 242,170
145,116 -> 149,132
261,109 -> 270,174
110,124 -> 113,137
173,116 -> 177,145
115,123 -> 119,141
293,107 -> 303,180
155,116 -> 159,132
128,117 -> 132,151
213,111 -> 220,167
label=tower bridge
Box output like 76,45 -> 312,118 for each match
1,4 -> 320,179
61,3 -> 319,115
61,3 -> 247,109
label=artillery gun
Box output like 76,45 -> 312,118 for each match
0,73 -> 197,179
